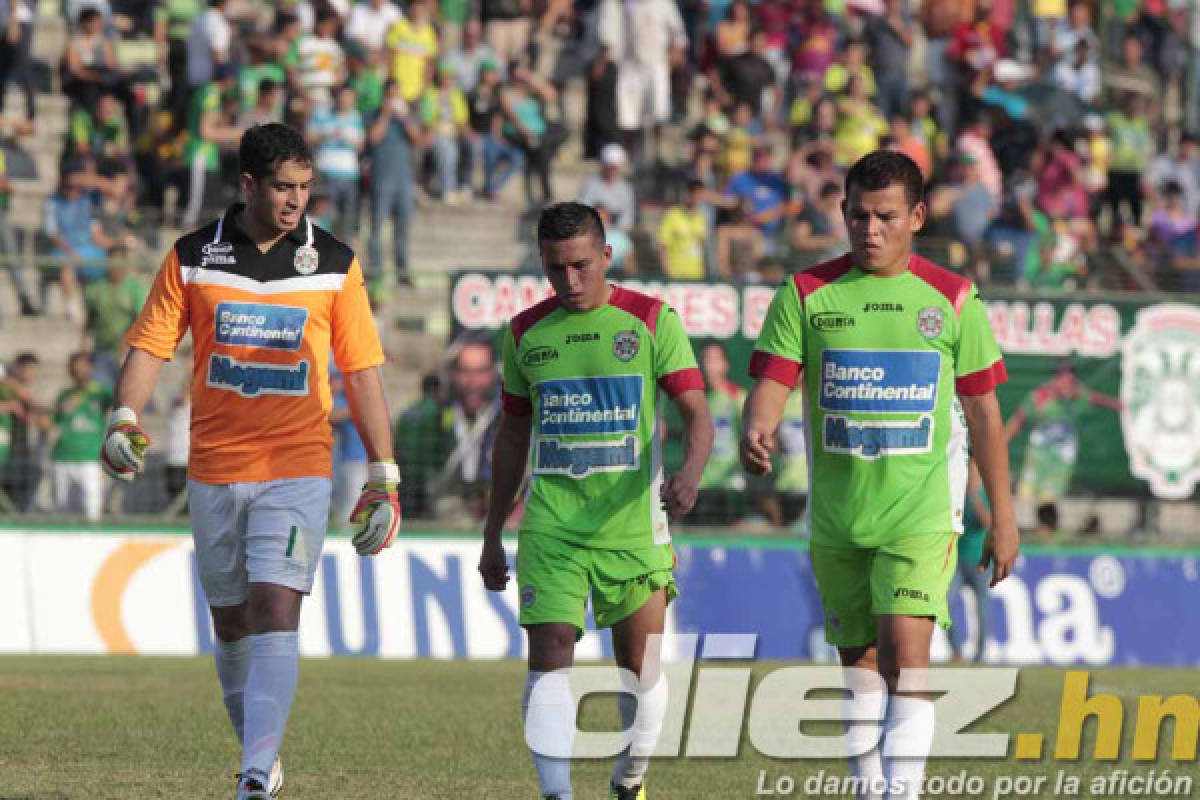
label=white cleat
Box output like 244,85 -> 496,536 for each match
269,756 -> 284,797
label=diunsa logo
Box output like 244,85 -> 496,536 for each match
1119,303 -> 1200,499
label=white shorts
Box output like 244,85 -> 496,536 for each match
188,476 -> 332,607
53,461 -> 104,521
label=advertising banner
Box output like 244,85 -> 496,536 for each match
3,530 -> 1195,666
447,273 -> 1200,499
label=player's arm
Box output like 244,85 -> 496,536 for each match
961,390 -> 1018,587
740,377 -> 789,475
479,409 -> 532,591
740,280 -> 804,475
103,246 -> 190,481
344,367 -> 393,462
662,388 -> 713,517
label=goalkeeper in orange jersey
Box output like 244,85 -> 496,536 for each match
101,123 -> 400,799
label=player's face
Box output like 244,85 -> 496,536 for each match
844,183 -> 925,276
541,234 -> 612,312
245,158 -> 314,235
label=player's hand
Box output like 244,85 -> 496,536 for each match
979,516 -> 1019,588
739,429 -> 775,475
661,469 -> 700,517
478,538 -> 510,591
349,461 -> 402,556
100,407 -> 150,482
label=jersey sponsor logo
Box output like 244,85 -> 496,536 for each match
522,345 -> 559,367
613,330 -> 640,361
824,414 -> 933,459
863,302 -> 905,312
565,332 -> 600,344
810,311 -> 856,332
206,354 -> 310,397
535,435 -> 639,477
201,242 -> 236,266
214,302 -> 308,350
819,350 -> 940,413
536,375 -> 642,435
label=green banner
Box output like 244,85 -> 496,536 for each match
448,272 -> 1200,500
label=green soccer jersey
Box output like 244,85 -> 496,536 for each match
751,254 -> 1006,548
502,286 -> 703,550
53,382 -> 111,463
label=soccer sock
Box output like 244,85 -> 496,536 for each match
843,689 -> 886,800
882,695 -> 936,800
611,673 -> 668,789
522,670 -> 575,800
240,632 -> 299,779
214,637 -> 252,744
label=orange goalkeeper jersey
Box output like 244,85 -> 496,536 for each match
125,204 -> 384,484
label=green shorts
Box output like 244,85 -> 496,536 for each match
811,533 -> 957,648
516,532 -> 679,634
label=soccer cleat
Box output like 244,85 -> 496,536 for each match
235,769 -> 271,800
268,756 -> 284,797
608,782 -> 646,800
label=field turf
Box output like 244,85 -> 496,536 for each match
0,657 -> 1195,799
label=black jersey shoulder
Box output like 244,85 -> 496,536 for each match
174,214 -> 356,284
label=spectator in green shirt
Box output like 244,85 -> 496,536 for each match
346,40 -> 386,119
51,352 -> 111,521
393,372 -> 445,518
84,254 -> 147,386
1104,92 -> 1153,227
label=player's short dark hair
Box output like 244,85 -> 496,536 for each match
239,123 -> 313,180
537,202 -> 606,248
844,150 -> 925,208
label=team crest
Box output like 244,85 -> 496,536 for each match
293,245 -> 319,275
520,586 -> 536,609
917,307 -> 944,339
1119,303 -> 1200,499
613,330 -> 639,361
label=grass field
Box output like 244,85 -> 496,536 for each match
0,657 -> 1196,799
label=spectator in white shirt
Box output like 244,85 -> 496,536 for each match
186,0 -> 231,89
1053,39 -> 1100,105
344,0 -> 401,52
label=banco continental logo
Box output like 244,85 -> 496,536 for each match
810,311 -> 856,332
523,346 -> 559,367
1120,303 -> 1200,499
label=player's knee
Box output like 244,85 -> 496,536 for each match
210,605 -> 249,642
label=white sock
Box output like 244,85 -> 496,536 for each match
240,632 -> 299,778
522,671 -> 575,799
844,690 -> 886,800
214,637 -> 251,744
612,673 -> 667,789
882,696 -> 935,800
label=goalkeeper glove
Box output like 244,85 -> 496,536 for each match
100,406 -> 150,482
350,460 -> 403,556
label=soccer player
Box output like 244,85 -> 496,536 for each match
100,124 -> 402,800
478,202 -> 713,800
740,150 -> 1019,800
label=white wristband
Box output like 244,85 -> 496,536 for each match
367,461 -> 401,484
108,406 -> 138,427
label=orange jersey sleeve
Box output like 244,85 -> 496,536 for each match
125,248 -> 189,359
330,258 -> 385,374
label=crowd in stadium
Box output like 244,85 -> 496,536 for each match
0,0 -> 1196,526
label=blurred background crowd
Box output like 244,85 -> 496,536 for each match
0,0 -> 1196,540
